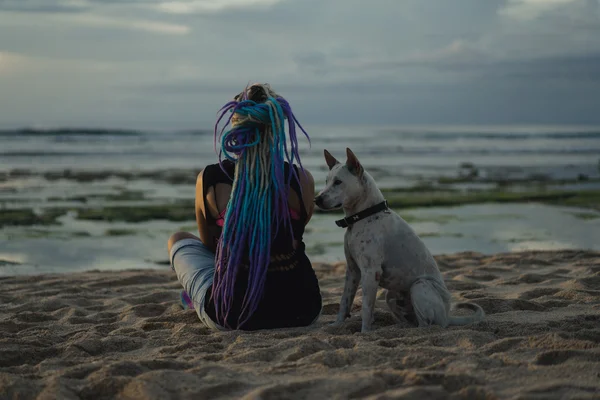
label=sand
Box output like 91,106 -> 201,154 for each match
1,250 -> 599,400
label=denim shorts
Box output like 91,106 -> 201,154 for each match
169,238 -> 225,331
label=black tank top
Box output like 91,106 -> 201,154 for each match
201,160 -> 322,330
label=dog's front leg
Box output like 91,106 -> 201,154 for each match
359,267 -> 381,333
332,252 -> 361,327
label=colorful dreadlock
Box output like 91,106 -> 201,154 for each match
212,84 -> 310,328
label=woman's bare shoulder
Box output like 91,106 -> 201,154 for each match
298,167 -> 315,189
297,167 -> 315,223
197,162 -> 233,186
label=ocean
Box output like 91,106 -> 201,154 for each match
1,125 -> 599,276
2,125 -> 600,185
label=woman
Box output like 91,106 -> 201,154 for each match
167,83 -> 322,330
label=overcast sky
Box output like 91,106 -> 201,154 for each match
1,0 -> 599,129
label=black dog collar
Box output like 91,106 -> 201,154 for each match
335,200 -> 389,228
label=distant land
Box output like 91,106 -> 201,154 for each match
0,128 -> 211,136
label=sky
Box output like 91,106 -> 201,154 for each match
1,0 -> 599,129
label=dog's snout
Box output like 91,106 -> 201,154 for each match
314,195 -> 324,207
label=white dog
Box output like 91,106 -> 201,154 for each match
315,148 -> 484,333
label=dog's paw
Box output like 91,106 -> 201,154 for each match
330,320 -> 345,328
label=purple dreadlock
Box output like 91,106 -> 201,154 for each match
212,83 -> 310,327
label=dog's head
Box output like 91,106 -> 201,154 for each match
315,148 -> 365,210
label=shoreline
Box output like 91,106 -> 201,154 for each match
2,188 -> 599,228
1,249 -> 599,399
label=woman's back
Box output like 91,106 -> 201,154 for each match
198,160 -> 313,253
199,160 -> 322,330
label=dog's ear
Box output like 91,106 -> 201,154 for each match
324,149 -> 339,170
345,148 -> 363,176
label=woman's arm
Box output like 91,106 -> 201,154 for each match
195,169 -> 215,252
195,167 -> 232,253
300,168 -> 315,225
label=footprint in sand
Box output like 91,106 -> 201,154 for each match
518,287 -> 561,300
534,349 -> 600,366
124,303 -> 168,318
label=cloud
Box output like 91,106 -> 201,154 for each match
0,0 -> 89,13
293,51 -> 329,76
155,0 -> 283,14
294,51 -> 327,67
488,53 -> 600,82
499,0 -> 585,20
0,50 -> 120,76
346,45 -> 600,83
357,40 -> 492,73
1,0 -> 600,127
0,51 -> 27,75
0,10 -> 190,35
70,14 -> 191,34
130,50 -> 600,97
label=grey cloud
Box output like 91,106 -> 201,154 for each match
486,53 -> 600,83
127,51 -> 600,97
485,0 -> 600,59
2,0 -> 600,128
341,50 -> 600,84
116,46 -> 600,126
293,51 -> 329,76
122,80 -> 456,96
87,0 -> 159,3
294,52 -> 327,68
126,78 -> 600,126
0,0 -> 88,13
363,42 -> 492,71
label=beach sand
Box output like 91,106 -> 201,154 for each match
1,250 -> 599,399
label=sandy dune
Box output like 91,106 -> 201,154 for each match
1,250 -> 599,399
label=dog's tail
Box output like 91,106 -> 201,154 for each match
447,302 -> 485,326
